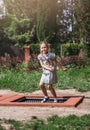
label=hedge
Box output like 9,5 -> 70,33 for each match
30,43 -> 85,56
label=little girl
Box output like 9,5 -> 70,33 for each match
38,41 -> 67,103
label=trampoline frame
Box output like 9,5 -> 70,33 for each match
0,94 -> 84,107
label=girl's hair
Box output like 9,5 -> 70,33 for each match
40,41 -> 51,50
40,41 -> 48,48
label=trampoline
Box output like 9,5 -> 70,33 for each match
0,94 -> 84,107
13,97 -> 69,103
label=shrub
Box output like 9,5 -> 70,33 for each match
30,44 -> 40,54
62,43 -> 84,56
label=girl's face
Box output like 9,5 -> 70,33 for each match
40,43 -> 48,54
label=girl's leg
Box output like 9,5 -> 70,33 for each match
39,83 -> 48,97
48,84 -> 58,102
48,84 -> 57,98
40,83 -> 49,102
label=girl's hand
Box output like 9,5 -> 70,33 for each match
50,67 -> 56,72
62,67 -> 67,71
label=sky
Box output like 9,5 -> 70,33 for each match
0,0 -> 5,18
0,0 -> 3,5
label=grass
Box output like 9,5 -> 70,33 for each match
0,66 -> 90,130
0,69 -> 41,92
0,115 -> 90,130
56,66 -> 90,91
0,66 -> 90,92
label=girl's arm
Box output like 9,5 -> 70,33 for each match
54,58 -> 67,71
39,60 -> 55,72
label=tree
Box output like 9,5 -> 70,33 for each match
0,15 -> 12,45
3,0 -> 37,19
74,0 -> 90,43
4,16 -> 35,46
2,0 -> 89,45
56,0 -> 75,43
3,0 -> 58,43
36,0 -> 59,42
36,0 -> 48,42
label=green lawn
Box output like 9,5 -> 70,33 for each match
0,66 -> 90,130
0,66 -> 90,92
0,115 -> 90,130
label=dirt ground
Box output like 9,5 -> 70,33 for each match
0,89 -> 90,122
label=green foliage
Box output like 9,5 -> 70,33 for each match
7,119 -> 23,130
0,115 -> 90,130
4,16 -> 35,46
16,62 -> 29,71
0,125 -> 5,130
57,0 -> 74,43
0,65 -> 90,92
0,67 -> 41,92
85,44 -> 90,57
62,43 -> 84,56
44,114 -> 90,130
0,16 -> 13,45
3,0 -> 37,19
30,44 -> 40,54
29,43 -> 85,56
0,0 -> 89,44
56,66 -> 90,91
74,0 -> 90,43
51,43 -> 61,55
36,0 -> 47,41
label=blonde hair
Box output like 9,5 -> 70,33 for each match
40,41 -> 48,48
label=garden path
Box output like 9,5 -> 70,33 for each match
0,89 -> 90,122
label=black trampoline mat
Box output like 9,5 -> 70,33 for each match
13,97 -> 70,103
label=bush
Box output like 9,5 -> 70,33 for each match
30,44 -> 40,54
29,43 -> 86,57
62,43 -> 84,56
85,44 -> 90,57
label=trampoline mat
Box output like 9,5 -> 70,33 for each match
0,94 -> 84,107
14,97 -> 70,103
